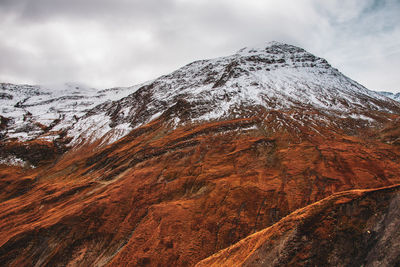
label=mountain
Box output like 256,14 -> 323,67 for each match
0,82 -> 139,143
63,41 -> 400,146
0,82 -> 141,166
0,42 -> 400,266
378,91 -> 400,102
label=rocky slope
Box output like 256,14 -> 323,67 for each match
0,42 -> 400,266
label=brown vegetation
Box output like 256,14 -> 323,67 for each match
0,112 -> 399,266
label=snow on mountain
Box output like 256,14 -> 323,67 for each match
2,42 -> 400,147
67,42 -> 400,145
0,82 -> 141,142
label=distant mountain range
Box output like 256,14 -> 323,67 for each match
378,91 -> 400,102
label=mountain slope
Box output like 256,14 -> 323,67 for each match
0,82 -> 140,143
0,82 -> 143,166
1,115 -> 399,266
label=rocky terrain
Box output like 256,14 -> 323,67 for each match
0,42 -> 399,266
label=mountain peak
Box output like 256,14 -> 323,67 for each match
236,41 -> 305,56
231,41 -> 331,73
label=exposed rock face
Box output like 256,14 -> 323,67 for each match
0,42 -> 400,266
0,139 -> 66,167
196,185 -> 400,267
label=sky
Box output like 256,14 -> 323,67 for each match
0,0 -> 399,92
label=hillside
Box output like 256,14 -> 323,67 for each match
196,185 -> 400,267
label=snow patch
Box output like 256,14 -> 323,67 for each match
0,155 -> 34,168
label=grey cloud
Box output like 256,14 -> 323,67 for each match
0,0 -> 399,92
0,0 -> 176,23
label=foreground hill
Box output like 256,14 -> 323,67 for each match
196,185 -> 400,267
0,42 -> 400,266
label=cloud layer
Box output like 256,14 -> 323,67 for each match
0,0 -> 399,92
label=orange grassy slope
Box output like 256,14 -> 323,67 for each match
0,113 -> 399,266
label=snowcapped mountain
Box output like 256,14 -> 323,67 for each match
1,42 -> 400,147
67,41 -> 400,145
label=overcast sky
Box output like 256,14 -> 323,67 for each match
0,0 -> 399,92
